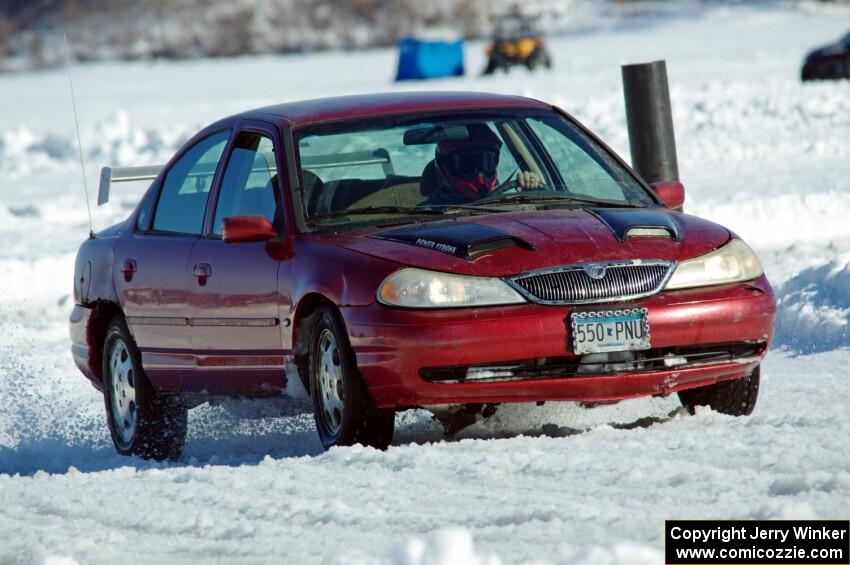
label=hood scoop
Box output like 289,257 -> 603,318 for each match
587,208 -> 681,241
372,222 -> 535,259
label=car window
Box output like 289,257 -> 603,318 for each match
526,118 -> 628,201
152,130 -> 230,235
212,132 -> 279,235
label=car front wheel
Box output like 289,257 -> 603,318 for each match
103,317 -> 187,460
678,365 -> 760,416
309,306 -> 394,450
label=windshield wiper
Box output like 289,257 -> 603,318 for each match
310,203 -> 510,222
310,205 -> 445,221
427,203 -> 512,214
476,193 -> 641,208
548,195 -> 642,208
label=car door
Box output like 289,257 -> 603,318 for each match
115,129 -> 230,389
186,125 -> 286,393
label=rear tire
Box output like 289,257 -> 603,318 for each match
102,317 -> 187,460
678,366 -> 760,416
309,305 -> 394,450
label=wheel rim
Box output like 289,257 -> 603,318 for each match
108,338 -> 137,447
316,328 -> 344,436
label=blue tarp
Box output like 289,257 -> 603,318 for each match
395,36 -> 465,81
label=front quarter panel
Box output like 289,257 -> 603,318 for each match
288,237 -> 402,312
284,237 -> 404,353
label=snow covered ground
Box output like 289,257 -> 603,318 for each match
1,3 -> 849,564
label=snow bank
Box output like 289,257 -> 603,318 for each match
690,191 -> 850,251
565,81 -> 850,169
774,254 -> 850,354
0,111 -> 190,178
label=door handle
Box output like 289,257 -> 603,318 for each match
121,259 -> 137,282
193,263 -> 212,286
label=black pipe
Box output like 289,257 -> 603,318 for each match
621,60 -> 679,184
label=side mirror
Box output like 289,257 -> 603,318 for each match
222,215 -> 277,243
650,181 -> 685,211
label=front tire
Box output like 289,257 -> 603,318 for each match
102,317 -> 187,460
678,366 -> 760,416
309,306 -> 394,450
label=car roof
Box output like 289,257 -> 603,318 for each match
246,91 -> 552,127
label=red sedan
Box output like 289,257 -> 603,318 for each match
69,91 -> 775,458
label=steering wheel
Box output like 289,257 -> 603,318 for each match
486,179 -> 519,198
473,181 -> 517,203
477,175 -> 547,203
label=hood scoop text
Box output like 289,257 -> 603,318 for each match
587,208 -> 682,241
372,222 -> 535,259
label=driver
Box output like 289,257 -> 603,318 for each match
424,123 -> 543,205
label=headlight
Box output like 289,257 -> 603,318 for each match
377,268 -> 526,308
665,239 -> 764,290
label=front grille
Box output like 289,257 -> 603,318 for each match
508,261 -> 673,304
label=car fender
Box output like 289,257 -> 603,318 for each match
285,238 -> 403,349
73,229 -> 123,306
289,238 -> 401,308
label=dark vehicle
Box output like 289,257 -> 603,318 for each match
483,13 -> 552,74
801,31 -> 850,81
70,92 -> 775,460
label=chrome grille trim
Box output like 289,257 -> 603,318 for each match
505,260 -> 675,305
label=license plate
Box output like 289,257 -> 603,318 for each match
570,307 -> 650,355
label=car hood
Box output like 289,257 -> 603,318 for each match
323,207 -> 731,277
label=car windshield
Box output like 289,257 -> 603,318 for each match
294,109 -> 656,229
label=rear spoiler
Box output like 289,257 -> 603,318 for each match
98,165 -> 162,205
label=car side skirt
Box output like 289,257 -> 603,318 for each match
141,349 -> 291,395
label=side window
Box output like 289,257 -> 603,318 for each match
212,132 -> 279,235
152,130 -> 230,235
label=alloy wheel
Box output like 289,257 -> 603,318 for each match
108,337 -> 137,447
316,328 -> 345,435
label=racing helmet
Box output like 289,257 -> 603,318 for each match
435,124 -> 502,199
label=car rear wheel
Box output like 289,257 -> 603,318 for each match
309,305 -> 394,450
677,365 -> 760,416
103,317 -> 187,460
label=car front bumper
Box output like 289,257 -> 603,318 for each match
342,276 -> 776,409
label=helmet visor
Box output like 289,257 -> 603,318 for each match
445,147 -> 500,180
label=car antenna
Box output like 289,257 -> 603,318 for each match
63,33 -> 95,239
